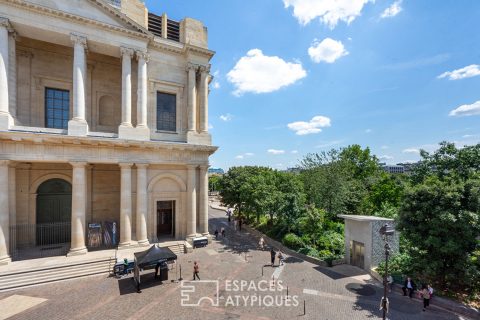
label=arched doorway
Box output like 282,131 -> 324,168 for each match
36,179 -> 72,245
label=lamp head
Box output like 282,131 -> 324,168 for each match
379,223 -> 395,236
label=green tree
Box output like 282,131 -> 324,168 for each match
397,176 -> 480,289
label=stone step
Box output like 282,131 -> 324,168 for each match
0,267 -> 111,291
0,257 -> 115,277
0,261 -> 113,287
0,258 -> 115,291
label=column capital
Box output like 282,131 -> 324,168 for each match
187,164 -> 198,171
120,46 -> 134,58
136,50 -> 149,62
135,163 -> 149,169
70,33 -> 87,49
69,161 -> 88,168
199,164 -> 210,171
0,17 -> 13,32
198,64 -> 211,74
119,162 -> 134,168
186,62 -> 199,73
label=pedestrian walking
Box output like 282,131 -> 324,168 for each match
233,219 -> 237,231
278,251 -> 284,265
258,237 -> 265,250
420,285 -> 431,311
402,276 -> 416,298
193,261 -> 200,280
238,218 -> 243,231
270,248 -> 276,267
214,228 -> 219,240
226,208 -> 232,222
221,227 -> 226,238
387,275 -> 394,292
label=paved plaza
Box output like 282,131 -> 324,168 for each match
0,208 -> 470,320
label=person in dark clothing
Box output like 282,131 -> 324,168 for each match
238,218 -> 243,231
270,248 -> 276,267
154,262 -> 160,278
214,229 -> 219,240
402,277 -> 416,298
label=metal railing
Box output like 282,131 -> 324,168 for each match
9,222 -> 71,260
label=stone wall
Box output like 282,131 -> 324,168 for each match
371,220 -> 399,269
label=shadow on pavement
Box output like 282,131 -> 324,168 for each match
117,270 -> 172,295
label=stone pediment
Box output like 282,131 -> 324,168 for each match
22,0 -> 148,34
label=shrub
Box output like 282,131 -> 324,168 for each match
282,233 -> 304,251
298,246 -> 319,258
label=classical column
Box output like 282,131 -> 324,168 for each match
198,165 -> 209,235
186,165 -> 197,237
68,162 -> 88,256
8,32 -> 16,121
119,47 -> 133,130
186,63 -> 197,133
0,18 -> 13,131
68,34 -> 89,136
135,163 -> 149,245
136,51 -> 148,128
0,160 -> 11,264
119,163 -> 133,247
8,163 -> 16,229
199,66 -> 210,133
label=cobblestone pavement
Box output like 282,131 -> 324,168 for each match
0,208 -> 471,320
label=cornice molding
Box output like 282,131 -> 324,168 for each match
4,0 -> 151,41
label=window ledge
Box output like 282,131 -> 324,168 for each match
11,126 -> 67,135
155,130 -> 178,134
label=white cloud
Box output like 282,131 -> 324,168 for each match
438,64 -> 480,80
381,145 -> 389,150
236,152 -> 254,159
449,100 -> 480,117
365,128 -> 372,133
287,115 -> 331,135
212,81 -> 221,89
381,0 -> 402,19
219,114 -> 233,121
208,123 -> 214,130
291,150 -> 299,154
379,155 -> 394,160
283,0 -> 373,28
308,38 -> 348,63
227,49 -> 306,96
268,149 -> 285,155
403,148 -> 420,154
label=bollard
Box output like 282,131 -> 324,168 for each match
179,265 -> 183,281
262,266 -> 264,276
286,286 -> 289,298
303,300 -> 306,315
271,275 -> 275,288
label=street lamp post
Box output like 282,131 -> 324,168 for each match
379,223 -> 395,320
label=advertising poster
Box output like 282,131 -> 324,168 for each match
88,223 -> 102,248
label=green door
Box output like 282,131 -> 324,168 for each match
36,179 -> 72,245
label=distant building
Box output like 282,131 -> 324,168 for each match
382,165 -> 405,174
208,167 -> 224,175
285,167 -> 301,174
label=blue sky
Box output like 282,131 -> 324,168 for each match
145,0 -> 480,170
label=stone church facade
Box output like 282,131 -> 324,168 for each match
0,0 -> 217,264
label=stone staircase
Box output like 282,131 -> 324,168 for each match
0,257 -> 116,292
0,242 -> 186,292
166,242 -> 185,256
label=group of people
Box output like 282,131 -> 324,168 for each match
213,227 -> 226,240
269,247 -> 285,266
400,276 -> 434,311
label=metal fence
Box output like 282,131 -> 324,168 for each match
9,222 -> 71,260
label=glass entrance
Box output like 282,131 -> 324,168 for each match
350,240 -> 365,269
157,200 -> 175,237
